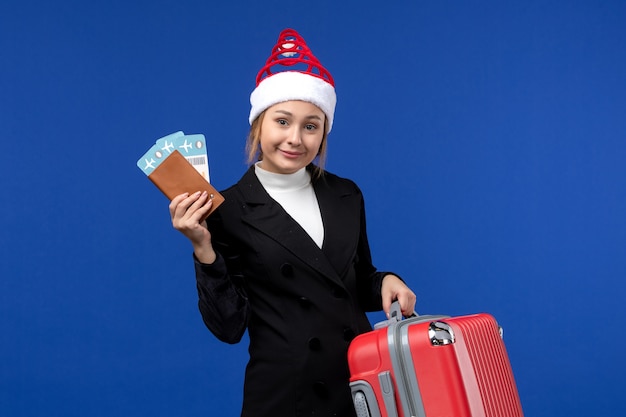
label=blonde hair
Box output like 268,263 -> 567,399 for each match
245,109 -> 329,178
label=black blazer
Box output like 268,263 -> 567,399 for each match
195,165 -> 392,417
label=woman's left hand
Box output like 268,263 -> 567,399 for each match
381,274 -> 417,318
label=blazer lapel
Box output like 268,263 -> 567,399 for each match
314,172 -> 361,278
237,167 -> 345,287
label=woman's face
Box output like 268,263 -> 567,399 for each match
258,100 -> 325,175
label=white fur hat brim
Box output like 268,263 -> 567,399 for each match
249,71 -> 337,133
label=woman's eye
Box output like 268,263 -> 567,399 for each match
277,119 -> 288,126
305,124 -> 317,131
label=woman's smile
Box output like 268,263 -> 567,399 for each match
279,148 -> 304,158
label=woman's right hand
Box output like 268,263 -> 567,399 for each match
169,191 -> 217,264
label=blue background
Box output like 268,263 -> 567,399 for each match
1,1 -> 625,416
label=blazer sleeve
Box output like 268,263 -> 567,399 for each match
194,208 -> 250,344
355,188 -> 384,311
353,188 -> 398,312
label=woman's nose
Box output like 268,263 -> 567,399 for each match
287,128 -> 302,145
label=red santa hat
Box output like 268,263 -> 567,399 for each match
249,29 -> 337,132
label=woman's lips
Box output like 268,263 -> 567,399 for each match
279,149 -> 303,158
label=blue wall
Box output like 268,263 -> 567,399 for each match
1,1 -> 625,416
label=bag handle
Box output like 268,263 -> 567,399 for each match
373,300 -> 417,329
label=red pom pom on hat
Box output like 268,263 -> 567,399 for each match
249,29 -> 337,132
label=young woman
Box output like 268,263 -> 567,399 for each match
170,28 -> 416,417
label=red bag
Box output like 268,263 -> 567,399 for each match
348,302 -> 524,417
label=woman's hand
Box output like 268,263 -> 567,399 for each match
169,191 -> 216,264
381,274 -> 417,318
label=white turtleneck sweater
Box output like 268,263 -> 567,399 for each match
254,163 -> 324,248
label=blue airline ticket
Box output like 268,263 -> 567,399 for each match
137,131 -> 210,181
